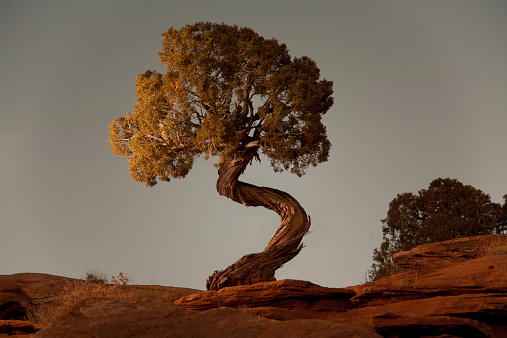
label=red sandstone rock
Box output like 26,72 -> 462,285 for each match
348,254 -> 507,309
329,292 -> 507,325
33,297 -> 380,337
174,279 -> 355,311
174,235 -> 507,336
0,320 -> 40,336
0,273 -> 72,309
239,306 -> 320,321
393,234 -> 507,272
128,284 -> 202,302
371,314 -> 493,338
2,235 -> 507,337
0,281 -> 31,320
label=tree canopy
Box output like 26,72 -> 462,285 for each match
367,178 -> 506,281
109,22 -> 333,186
108,22 -> 334,289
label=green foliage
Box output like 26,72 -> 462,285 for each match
366,178 -> 506,282
109,22 -> 333,186
498,194 -> 507,232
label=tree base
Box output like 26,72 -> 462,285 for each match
206,230 -> 308,291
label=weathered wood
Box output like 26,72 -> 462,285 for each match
206,148 -> 311,291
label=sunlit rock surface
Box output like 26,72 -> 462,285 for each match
1,235 -> 506,337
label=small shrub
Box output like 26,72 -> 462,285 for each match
110,272 -> 132,286
85,270 -> 108,284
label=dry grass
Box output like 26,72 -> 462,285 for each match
479,238 -> 507,272
389,269 -> 419,286
26,272 -> 185,324
363,264 -> 419,286
362,263 -> 403,284
26,272 -> 134,324
480,238 -> 507,257
129,284 -> 183,300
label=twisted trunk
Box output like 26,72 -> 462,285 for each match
206,148 -> 311,291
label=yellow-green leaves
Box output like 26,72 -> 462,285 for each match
108,22 -> 333,186
108,69 -> 196,186
196,112 -> 241,165
108,114 -> 136,157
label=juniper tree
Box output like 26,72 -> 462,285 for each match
366,178 -> 504,281
108,22 -> 333,290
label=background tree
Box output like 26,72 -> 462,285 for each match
498,195 -> 507,233
108,22 -> 333,290
366,178 -> 504,281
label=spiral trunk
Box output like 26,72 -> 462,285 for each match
206,149 -> 311,291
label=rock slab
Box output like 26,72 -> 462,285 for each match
175,279 -> 355,311
33,297 -> 379,338
0,281 -> 31,320
2,235 -> 507,337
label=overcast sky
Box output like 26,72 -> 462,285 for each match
1,0 -> 506,289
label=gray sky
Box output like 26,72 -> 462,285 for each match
1,0 -> 506,289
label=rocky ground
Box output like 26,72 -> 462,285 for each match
1,234 -> 506,337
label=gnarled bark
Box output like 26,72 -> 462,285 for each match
206,148 -> 311,291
